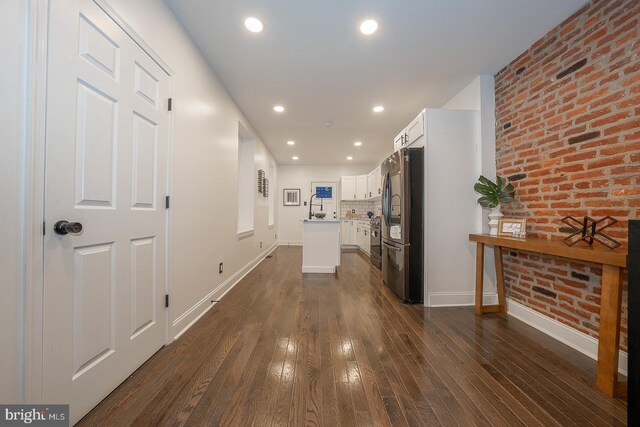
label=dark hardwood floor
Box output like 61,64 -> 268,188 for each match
79,246 -> 627,426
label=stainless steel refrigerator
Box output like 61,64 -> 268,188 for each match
381,147 -> 424,303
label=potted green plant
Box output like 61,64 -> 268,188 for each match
474,175 -> 515,235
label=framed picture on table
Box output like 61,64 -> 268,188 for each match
283,189 -> 300,206
498,218 -> 527,239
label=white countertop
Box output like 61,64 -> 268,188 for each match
303,219 -> 341,223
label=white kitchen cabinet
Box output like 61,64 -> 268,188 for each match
340,176 -> 356,200
341,220 -> 351,245
367,171 -> 375,199
356,174 -> 368,200
368,166 -> 382,198
406,110 -> 425,147
356,220 -> 371,255
350,220 -> 357,244
394,128 -> 406,153
356,224 -> 363,250
341,220 -> 357,246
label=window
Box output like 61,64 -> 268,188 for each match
237,124 -> 254,235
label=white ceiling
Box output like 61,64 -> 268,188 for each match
165,0 -> 587,166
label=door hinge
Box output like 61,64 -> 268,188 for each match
165,196 -> 170,209
43,221 -> 46,235
165,294 -> 170,308
168,98 -> 172,111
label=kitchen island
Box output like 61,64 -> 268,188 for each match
302,220 -> 341,273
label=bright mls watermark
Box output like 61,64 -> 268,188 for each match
1,405 -> 68,426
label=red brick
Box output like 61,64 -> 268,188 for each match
600,141 -> 640,156
495,0 -> 634,351
604,117 -> 640,136
553,284 -> 584,297
563,151 -> 597,162
578,301 -> 601,314
550,308 -> 580,324
611,188 -> 640,197
558,278 -> 588,289
586,156 -> 626,170
591,112 -> 630,128
574,106 -> 613,124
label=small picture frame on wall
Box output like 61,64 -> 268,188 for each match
283,189 -> 301,206
498,218 -> 527,239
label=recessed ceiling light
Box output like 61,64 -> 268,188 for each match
287,140 -> 295,145
360,19 -> 378,35
273,105 -> 285,112
244,17 -> 264,33
292,156 -> 299,160
354,141 -> 362,147
347,156 -> 353,160
373,105 -> 384,113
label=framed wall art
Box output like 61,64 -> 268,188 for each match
283,188 -> 300,206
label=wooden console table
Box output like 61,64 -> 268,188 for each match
469,233 -> 628,398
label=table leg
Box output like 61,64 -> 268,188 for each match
475,242 -> 485,315
596,264 -> 625,397
494,246 -> 506,313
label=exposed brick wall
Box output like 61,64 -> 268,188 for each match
494,0 -> 639,351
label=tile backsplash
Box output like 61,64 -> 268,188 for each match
340,199 -> 382,219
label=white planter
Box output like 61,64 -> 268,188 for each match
488,206 -> 503,236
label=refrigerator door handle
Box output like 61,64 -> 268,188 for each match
382,241 -> 401,251
382,173 -> 389,225
385,172 -> 392,225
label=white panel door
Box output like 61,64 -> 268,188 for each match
311,182 -> 337,219
43,1 -> 170,423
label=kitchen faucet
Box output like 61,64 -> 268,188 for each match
308,194 -> 324,219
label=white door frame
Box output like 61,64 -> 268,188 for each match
23,0 -> 175,404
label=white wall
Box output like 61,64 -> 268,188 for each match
278,165 -> 371,244
107,0 -> 278,337
0,1 -> 27,404
441,75 -> 498,301
443,75 -> 496,186
0,0 -> 279,403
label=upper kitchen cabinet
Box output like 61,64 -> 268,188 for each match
393,110 -> 426,153
340,176 -> 356,200
356,174 -> 368,200
367,166 -> 381,198
341,167 -> 382,200
393,128 -> 406,153
406,110 -> 425,147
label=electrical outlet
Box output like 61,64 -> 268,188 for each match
219,262 -> 223,274
260,241 -> 263,248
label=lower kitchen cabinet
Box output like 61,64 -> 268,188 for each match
341,220 -> 357,246
343,220 -> 370,255
356,221 -> 371,255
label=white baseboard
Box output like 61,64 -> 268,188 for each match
428,292 -> 498,307
507,298 -> 627,376
278,241 -> 302,246
302,266 -> 336,273
171,242 -> 278,340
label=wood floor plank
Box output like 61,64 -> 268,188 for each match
78,247 -> 627,426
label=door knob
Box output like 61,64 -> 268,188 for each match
54,220 -> 83,235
